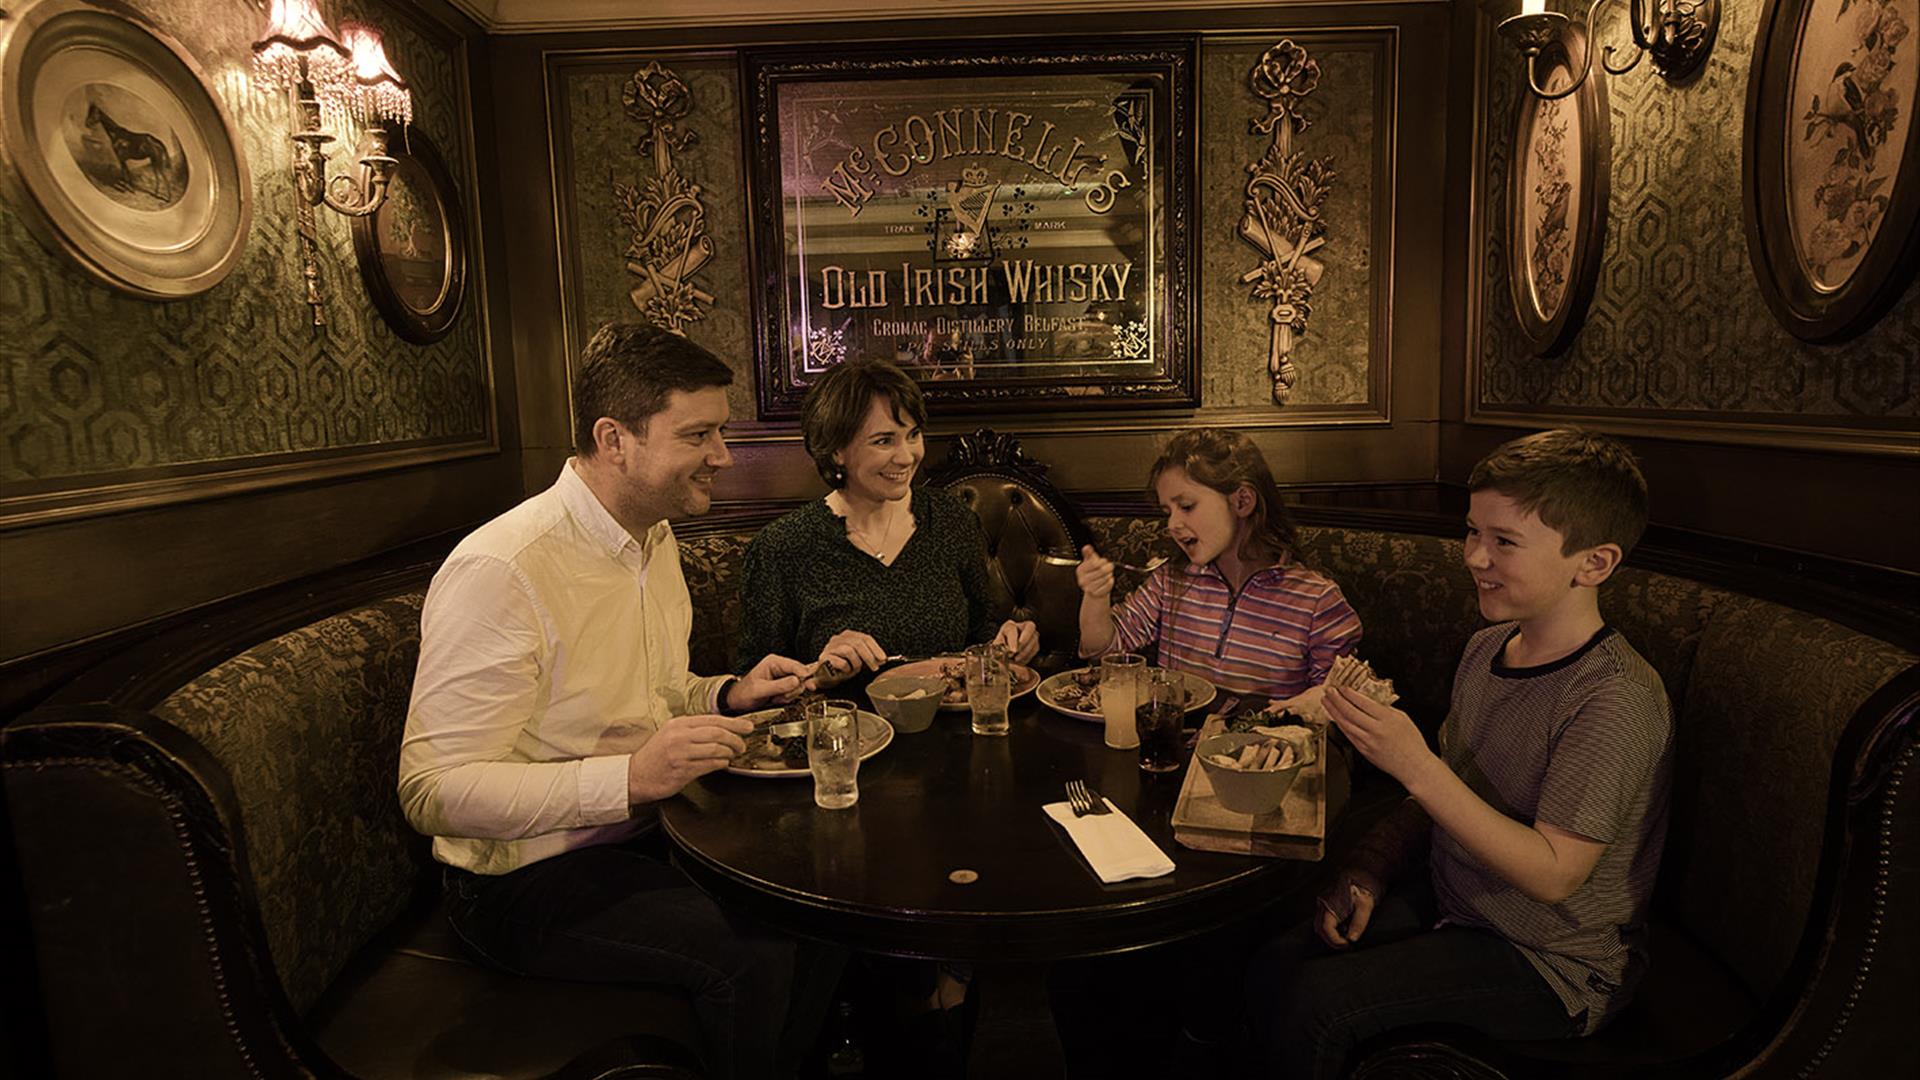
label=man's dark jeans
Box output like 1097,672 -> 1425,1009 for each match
1246,878 -> 1579,1079
444,831 -> 844,1080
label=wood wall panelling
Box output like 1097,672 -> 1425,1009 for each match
0,0 -> 516,665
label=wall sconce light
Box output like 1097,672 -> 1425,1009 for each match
1498,0 -> 1719,100
250,0 -> 413,325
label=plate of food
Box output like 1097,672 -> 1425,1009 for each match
882,655 -> 1041,711
725,704 -> 894,778
1036,667 -> 1218,723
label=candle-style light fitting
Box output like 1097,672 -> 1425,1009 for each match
1498,0 -> 1719,100
250,0 -> 412,326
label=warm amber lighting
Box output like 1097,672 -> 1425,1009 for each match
250,0 -> 350,102
340,22 -> 413,126
249,0 -> 409,327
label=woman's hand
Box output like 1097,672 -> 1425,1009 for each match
815,629 -> 890,684
993,619 -> 1040,663
1074,545 -> 1115,598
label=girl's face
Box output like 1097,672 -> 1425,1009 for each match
834,393 -> 924,503
1155,466 -> 1250,567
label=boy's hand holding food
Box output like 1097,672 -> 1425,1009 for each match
1324,685 -> 1436,786
1315,865 -> 1384,949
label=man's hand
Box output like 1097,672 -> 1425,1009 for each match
993,619 -> 1040,663
1074,545 -> 1115,599
728,653 -> 812,711
1314,866 -> 1384,949
628,713 -> 753,804
1324,685 -> 1437,786
814,630 -> 889,685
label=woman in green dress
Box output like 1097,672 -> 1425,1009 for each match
736,358 -> 1039,679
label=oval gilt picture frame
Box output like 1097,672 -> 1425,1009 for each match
1506,23 -> 1611,357
351,123 -> 468,345
1744,0 -> 1920,343
0,0 -> 251,299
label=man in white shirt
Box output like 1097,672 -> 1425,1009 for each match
399,322 -> 838,1079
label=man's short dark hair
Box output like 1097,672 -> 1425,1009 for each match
572,322 -> 733,457
1469,428 -> 1650,556
799,359 -> 928,487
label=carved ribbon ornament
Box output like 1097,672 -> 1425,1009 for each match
1240,40 -> 1336,405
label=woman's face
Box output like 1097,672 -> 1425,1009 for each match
1155,466 -> 1249,567
835,394 -> 924,503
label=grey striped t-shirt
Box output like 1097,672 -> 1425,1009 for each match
1429,623 -> 1674,1033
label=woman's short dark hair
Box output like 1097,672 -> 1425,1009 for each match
800,360 -> 928,487
572,322 -> 733,457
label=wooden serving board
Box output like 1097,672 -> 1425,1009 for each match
1171,715 -> 1349,859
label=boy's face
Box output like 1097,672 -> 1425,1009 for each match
1463,489 -> 1594,624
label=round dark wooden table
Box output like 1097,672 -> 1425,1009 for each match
661,696 -> 1344,963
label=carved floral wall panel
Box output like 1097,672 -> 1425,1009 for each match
1198,35 -> 1387,417
0,0 -> 491,510
1474,0 -> 1917,447
553,55 -> 757,425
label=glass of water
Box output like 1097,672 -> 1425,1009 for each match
807,699 -> 861,809
965,644 -> 1012,736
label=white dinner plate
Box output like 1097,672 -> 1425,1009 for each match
1035,668 -> 1218,723
725,708 -> 893,778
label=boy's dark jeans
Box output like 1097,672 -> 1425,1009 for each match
443,831 -> 844,1080
1246,877 -> 1579,1079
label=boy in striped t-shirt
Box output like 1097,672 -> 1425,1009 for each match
1075,427 -> 1362,699
1245,428 -> 1673,1079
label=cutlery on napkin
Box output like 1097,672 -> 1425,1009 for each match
1043,798 -> 1176,883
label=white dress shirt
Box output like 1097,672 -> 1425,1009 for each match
398,461 -> 731,874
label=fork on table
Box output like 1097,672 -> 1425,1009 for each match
1065,779 -> 1111,817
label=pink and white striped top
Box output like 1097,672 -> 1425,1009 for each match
1101,558 -> 1362,699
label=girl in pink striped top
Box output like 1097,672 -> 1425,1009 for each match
1076,427 -> 1362,700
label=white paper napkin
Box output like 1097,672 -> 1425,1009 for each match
1043,799 -> 1177,883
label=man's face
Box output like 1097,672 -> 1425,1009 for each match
1462,489 -> 1588,625
619,386 -> 733,523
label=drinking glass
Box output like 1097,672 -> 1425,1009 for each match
1136,667 -> 1187,773
966,644 -> 1011,736
807,698 -> 862,809
1100,653 -> 1145,749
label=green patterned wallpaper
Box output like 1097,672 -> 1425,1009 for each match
553,35 -> 1388,424
0,0 -> 490,490
1476,0 -> 1918,426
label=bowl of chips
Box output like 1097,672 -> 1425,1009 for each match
867,673 -> 946,734
1195,729 -> 1316,814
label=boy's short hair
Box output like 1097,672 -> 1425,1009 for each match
1469,428 -> 1649,556
572,322 -> 733,457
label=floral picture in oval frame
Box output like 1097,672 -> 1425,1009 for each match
1745,0 -> 1920,342
1505,22 -> 1611,358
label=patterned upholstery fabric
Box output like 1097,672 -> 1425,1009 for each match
673,515 -> 1916,1008
155,592 -> 429,1015
680,533 -> 753,676
1663,597 -> 1915,999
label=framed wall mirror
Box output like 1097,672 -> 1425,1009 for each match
742,38 -> 1198,418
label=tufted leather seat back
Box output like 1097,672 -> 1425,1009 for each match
943,474 -> 1087,662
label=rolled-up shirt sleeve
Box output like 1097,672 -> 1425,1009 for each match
398,554 -> 633,840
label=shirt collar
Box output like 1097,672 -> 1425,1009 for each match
557,459 -> 668,561
1179,552 -> 1294,584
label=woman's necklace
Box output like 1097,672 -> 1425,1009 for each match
835,494 -> 903,559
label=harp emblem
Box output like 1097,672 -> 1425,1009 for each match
945,166 -> 1000,239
